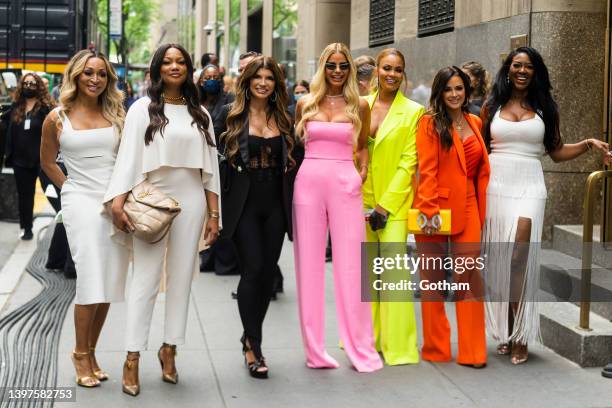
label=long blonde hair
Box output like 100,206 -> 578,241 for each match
57,50 -> 125,133
296,43 -> 361,142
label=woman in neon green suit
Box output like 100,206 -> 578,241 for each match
363,48 -> 424,365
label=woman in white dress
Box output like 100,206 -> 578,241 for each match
104,43 -> 220,396
481,47 -> 611,364
40,50 -> 129,387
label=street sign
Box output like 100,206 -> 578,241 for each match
110,0 -> 123,40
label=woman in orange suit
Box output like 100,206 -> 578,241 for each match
413,66 -> 490,368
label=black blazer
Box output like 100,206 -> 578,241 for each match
218,105 -> 303,240
203,92 -> 234,144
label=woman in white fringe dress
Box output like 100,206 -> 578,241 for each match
481,47 -> 611,365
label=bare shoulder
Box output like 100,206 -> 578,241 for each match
42,109 -> 60,129
358,98 -> 370,116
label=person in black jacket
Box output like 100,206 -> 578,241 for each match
197,64 -> 240,276
198,64 -> 235,142
2,73 -> 54,240
219,56 -> 300,378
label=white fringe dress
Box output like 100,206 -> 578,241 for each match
483,109 -> 546,344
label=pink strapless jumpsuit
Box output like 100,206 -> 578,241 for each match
293,121 -> 383,373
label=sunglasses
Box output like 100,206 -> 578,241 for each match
325,62 -> 350,71
23,81 -> 37,87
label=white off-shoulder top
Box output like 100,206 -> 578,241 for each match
104,97 -> 220,202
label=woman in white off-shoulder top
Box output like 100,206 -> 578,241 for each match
104,44 -> 220,396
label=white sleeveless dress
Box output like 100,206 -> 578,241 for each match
483,109 -> 547,344
58,110 -> 129,305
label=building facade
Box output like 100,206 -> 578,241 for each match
191,0 -> 298,78
297,0 -> 610,241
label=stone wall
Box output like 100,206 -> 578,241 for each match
350,5 -> 607,241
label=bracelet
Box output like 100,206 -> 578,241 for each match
208,212 -> 220,219
586,139 -> 592,151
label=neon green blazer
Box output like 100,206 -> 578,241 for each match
362,91 -> 425,220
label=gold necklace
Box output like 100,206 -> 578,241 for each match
162,93 -> 186,104
454,116 -> 466,131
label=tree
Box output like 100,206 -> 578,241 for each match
97,0 -> 159,65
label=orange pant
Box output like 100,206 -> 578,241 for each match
415,184 -> 487,365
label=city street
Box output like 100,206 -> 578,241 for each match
1,221 -> 611,408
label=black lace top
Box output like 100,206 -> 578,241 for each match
248,135 -> 282,180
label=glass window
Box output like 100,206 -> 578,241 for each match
272,0 -> 297,84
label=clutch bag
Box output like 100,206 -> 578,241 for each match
407,209 -> 451,235
123,180 -> 182,244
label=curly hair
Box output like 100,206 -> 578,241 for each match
11,73 -> 55,124
145,43 -> 213,146
221,55 -> 294,168
295,43 -> 361,143
57,49 -> 125,133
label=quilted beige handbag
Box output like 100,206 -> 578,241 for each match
124,180 -> 181,244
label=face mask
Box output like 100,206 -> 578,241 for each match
22,88 -> 38,98
202,79 -> 221,95
294,93 -> 305,102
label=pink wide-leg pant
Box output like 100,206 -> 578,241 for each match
293,157 -> 383,373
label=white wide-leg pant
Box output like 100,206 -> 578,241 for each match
125,167 -> 206,351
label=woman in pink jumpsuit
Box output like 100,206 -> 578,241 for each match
293,43 -> 383,373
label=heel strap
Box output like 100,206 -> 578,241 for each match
160,343 -> 177,355
126,352 -> 140,361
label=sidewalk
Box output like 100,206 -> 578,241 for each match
1,236 -> 612,408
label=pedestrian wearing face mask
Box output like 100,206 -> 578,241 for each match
288,80 -> 309,120
198,64 -> 235,142
2,73 -> 55,240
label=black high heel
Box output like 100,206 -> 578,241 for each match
240,334 -> 268,379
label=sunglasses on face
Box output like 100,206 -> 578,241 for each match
23,81 -> 37,87
325,62 -> 350,71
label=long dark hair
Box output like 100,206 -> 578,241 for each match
12,73 -> 54,124
482,47 -> 560,153
222,56 -> 295,168
145,43 -> 213,146
426,66 -> 471,150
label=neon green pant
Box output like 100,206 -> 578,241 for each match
367,219 -> 419,365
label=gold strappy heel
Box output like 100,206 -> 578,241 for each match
122,352 -> 140,396
158,343 -> 178,384
89,347 -> 109,381
71,351 -> 100,388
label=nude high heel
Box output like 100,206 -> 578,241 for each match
158,343 -> 179,384
122,352 -> 140,396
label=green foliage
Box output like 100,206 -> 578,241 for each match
96,0 -> 159,64
273,0 -> 297,37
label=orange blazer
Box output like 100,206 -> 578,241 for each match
413,113 -> 490,235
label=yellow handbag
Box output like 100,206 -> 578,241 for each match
407,209 -> 451,235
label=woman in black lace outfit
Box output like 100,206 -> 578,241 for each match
219,56 -> 299,378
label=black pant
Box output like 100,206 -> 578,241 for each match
234,174 -> 286,356
13,165 -> 39,230
200,237 -> 240,275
